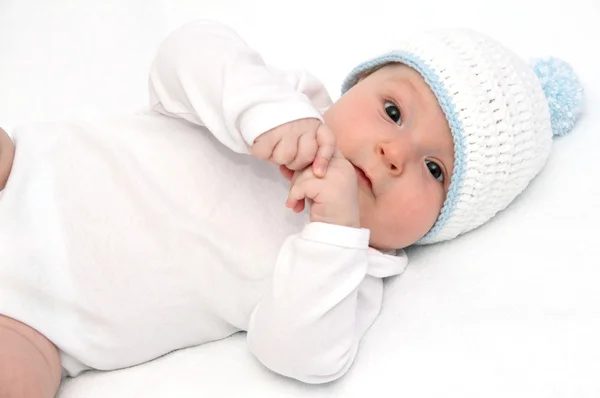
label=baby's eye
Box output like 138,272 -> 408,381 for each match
384,102 -> 402,125
426,160 -> 444,183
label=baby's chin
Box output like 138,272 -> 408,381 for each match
364,222 -> 408,250
369,234 -> 410,251
364,216 -> 430,250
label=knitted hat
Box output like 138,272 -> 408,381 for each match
341,29 -> 584,245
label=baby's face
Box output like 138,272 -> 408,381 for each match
323,64 -> 454,250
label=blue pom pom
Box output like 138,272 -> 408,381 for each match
532,57 -> 584,138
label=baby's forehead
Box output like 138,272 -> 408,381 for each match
371,64 -> 431,101
376,62 -> 419,78
378,64 -> 440,108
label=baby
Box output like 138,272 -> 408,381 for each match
0,20 -> 583,397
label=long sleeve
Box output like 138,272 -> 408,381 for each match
148,20 -> 332,154
246,222 -> 408,384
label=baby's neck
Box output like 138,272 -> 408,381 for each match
0,128 -> 15,191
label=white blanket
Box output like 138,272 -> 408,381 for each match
1,0 -> 599,396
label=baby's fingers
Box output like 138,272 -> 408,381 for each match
285,196 -> 305,213
286,132 -> 318,171
271,135 -> 299,166
284,169 -> 305,212
312,124 -> 336,178
252,130 -> 281,161
286,175 -> 322,209
287,198 -> 305,213
279,165 -> 294,181
286,184 -> 305,212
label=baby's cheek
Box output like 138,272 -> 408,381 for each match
398,189 -> 441,240
362,182 -> 444,248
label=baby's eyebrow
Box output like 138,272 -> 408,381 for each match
401,77 -> 419,97
389,71 -> 418,93
386,75 -> 420,110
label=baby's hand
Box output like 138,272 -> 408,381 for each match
280,150 -> 360,228
252,118 -> 335,178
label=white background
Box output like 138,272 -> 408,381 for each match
1,0 -> 599,397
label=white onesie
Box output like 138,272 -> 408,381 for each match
0,20 -> 407,384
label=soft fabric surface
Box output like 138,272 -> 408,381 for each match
1,0 -> 599,397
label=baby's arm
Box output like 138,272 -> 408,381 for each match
246,224 -> 407,384
148,20 -> 332,154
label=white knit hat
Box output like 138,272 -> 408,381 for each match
341,29 -> 584,245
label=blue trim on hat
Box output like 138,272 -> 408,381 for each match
341,52 -> 466,244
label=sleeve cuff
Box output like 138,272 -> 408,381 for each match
240,99 -> 323,146
301,222 -> 370,249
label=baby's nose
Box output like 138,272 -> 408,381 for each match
376,142 -> 410,176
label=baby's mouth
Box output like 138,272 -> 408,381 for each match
353,164 -> 373,192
